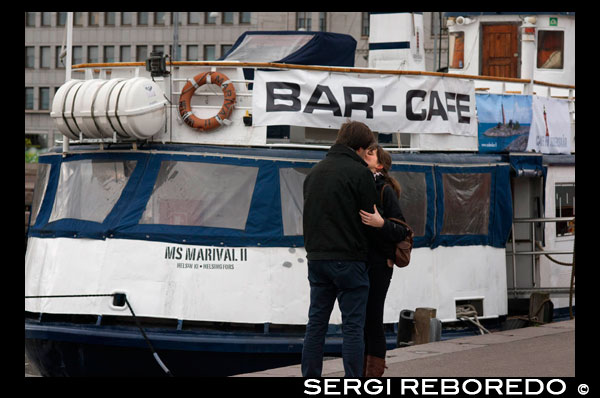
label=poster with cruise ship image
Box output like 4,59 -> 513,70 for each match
476,94 -> 532,153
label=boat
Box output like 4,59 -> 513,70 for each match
25,12 -> 575,377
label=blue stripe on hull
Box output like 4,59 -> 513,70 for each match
369,41 -> 410,50
25,320 -> 398,376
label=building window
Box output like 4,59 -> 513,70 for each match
204,45 -> 216,60
449,31 -> 465,69
39,87 -> 50,110
222,12 -> 234,24
25,87 -> 34,110
173,12 -> 181,25
221,44 -> 232,58
41,12 -> 51,26
104,46 -> 115,63
537,30 -> 564,69
155,12 -> 169,25
55,46 -> 65,68
188,12 -> 200,25
296,12 -> 311,31
89,12 -> 100,26
187,45 -> 198,61
57,12 -> 67,26
240,12 -> 251,24
120,45 -> 131,62
74,12 -> 84,26
105,12 -> 116,26
72,46 -> 83,65
319,12 -> 326,31
88,46 -> 99,63
205,12 -> 217,24
25,46 -> 35,68
26,12 -> 36,27
169,45 -> 181,60
40,46 -> 50,68
121,12 -> 132,26
136,45 -> 148,61
153,45 -> 165,55
556,183 -> 575,237
361,12 -> 370,36
137,12 -> 149,26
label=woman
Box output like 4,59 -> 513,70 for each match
359,144 -> 408,377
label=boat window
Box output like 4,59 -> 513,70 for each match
537,30 -> 564,69
449,31 -> 464,69
390,171 -> 427,237
441,173 -> 491,235
29,163 -> 51,226
279,167 -> 311,236
49,159 -> 137,223
555,183 -> 575,237
139,160 -> 258,229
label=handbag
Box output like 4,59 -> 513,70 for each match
388,217 -> 414,268
381,185 -> 414,268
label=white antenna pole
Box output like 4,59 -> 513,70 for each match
63,12 -> 73,154
65,12 -> 73,81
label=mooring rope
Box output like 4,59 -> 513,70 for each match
25,293 -> 173,377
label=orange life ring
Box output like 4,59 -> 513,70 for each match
178,71 -> 236,131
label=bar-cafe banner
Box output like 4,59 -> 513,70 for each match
251,69 -> 477,136
476,94 -> 571,154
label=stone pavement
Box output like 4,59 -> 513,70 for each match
233,319 -> 575,377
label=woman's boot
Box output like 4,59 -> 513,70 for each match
364,355 -> 387,377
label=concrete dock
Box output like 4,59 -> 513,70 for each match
234,319 -> 575,377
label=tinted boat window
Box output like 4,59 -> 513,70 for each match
49,159 -> 137,223
390,171 -> 427,237
279,167 -> 310,236
140,160 -> 258,230
441,172 -> 491,235
30,163 -> 51,226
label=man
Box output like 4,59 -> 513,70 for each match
301,121 -> 379,377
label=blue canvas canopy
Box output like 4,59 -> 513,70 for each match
29,145 -> 515,250
220,31 -> 357,67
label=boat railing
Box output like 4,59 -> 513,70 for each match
66,61 -> 575,150
71,60 -> 575,97
506,216 -> 575,317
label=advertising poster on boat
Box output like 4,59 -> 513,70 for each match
252,69 -> 477,136
526,95 -> 572,154
476,94 -> 532,153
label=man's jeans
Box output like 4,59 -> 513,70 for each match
301,260 -> 370,377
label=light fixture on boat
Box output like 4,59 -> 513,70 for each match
145,51 -> 170,78
523,16 -> 537,26
455,16 -> 474,25
243,110 -> 252,126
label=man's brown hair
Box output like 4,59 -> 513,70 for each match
335,121 -> 375,151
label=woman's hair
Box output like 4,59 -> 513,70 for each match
371,144 -> 402,198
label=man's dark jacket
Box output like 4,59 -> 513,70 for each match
303,144 -> 378,261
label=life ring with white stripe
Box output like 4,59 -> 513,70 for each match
178,71 -> 236,131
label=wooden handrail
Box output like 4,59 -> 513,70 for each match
71,61 -> 575,90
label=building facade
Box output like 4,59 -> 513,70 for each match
25,12 -> 448,159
